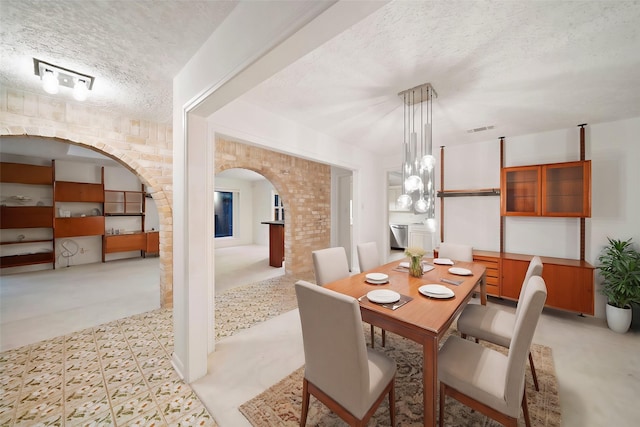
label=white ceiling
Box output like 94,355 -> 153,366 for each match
1,1 -> 640,158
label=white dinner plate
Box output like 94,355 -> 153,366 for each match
366,278 -> 389,284
367,289 -> 401,304
448,267 -> 472,276
433,258 -> 454,265
366,273 -> 389,282
419,285 -> 454,299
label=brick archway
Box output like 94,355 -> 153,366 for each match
215,137 -> 330,277
0,133 -> 174,307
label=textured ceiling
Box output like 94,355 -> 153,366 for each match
241,1 -> 640,154
0,0 -> 238,123
1,1 -> 640,156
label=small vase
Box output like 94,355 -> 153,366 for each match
409,256 -> 423,278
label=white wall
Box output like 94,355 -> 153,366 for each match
252,179 -> 274,247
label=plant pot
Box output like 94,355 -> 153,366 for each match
606,303 -> 632,333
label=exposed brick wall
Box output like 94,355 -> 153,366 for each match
0,89 -> 330,305
0,88 -> 174,307
215,137 -> 330,278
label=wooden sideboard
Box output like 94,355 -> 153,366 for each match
472,250 -> 595,315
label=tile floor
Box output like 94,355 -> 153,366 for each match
0,308 -> 215,426
2,246 -> 640,427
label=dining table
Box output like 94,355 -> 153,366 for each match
323,257 -> 487,427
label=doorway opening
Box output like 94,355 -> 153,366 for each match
214,168 -> 285,294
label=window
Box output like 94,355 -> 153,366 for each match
273,192 -> 284,221
214,191 -> 233,237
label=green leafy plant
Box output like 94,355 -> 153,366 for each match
597,237 -> 640,308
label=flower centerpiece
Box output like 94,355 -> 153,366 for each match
405,246 -> 427,277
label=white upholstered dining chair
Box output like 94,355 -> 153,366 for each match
312,247 -> 350,286
312,246 -> 385,348
437,242 -> 473,262
438,276 -> 547,427
356,241 -> 387,347
356,241 -> 379,273
295,280 -> 396,427
457,256 -> 544,390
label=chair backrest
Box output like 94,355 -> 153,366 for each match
357,241 -> 379,272
438,242 -> 473,262
504,276 -> 547,415
514,256 -> 543,319
312,247 -> 350,286
295,280 -> 370,416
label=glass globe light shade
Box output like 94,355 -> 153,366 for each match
414,198 -> 428,213
42,70 -> 59,94
404,175 -> 422,192
73,79 -> 88,101
397,194 -> 413,209
420,154 -> 436,171
425,218 -> 437,232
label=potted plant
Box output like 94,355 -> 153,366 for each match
597,237 -> 640,333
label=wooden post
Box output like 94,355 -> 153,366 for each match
499,137 -> 505,254
578,124 -> 587,261
439,146 -> 445,244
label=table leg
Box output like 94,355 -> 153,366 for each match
423,335 -> 438,427
480,271 -> 487,306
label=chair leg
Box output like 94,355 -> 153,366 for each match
522,387 -> 531,427
382,329 -> 386,347
389,380 -> 396,426
300,378 -> 310,427
529,352 -> 539,391
370,324 -> 375,348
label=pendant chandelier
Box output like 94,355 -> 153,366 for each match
397,83 -> 437,232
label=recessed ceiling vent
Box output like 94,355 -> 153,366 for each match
467,125 -> 495,134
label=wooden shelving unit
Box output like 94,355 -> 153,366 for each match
103,185 -> 158,261
53,167 -> 105,238
2,161 -> 158,270
0,162 -> 55,269
437,127 -> 594,315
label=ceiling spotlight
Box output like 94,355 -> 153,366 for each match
73,79 -> 89,101
33,58 -> 94,101
41,69 -> 59,94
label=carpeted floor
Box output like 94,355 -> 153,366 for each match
239,330 -> 561,427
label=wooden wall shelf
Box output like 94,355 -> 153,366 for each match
1,162 -> 55,269
437,188 -> 500,198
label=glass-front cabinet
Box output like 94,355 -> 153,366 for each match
501,165 -> 540,216
501,160 -> 591,218
542,161 -> 591,217
104,190 -> 144,215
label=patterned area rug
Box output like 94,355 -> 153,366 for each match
215,274 -> 302,340
239,330 -> 561,426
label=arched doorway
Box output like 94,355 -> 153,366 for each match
0,135 -> 169,349
214,167 -> 286,293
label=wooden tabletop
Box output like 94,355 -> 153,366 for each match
324,258 -> 486,339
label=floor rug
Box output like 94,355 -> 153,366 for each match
239,330 -> 560,426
